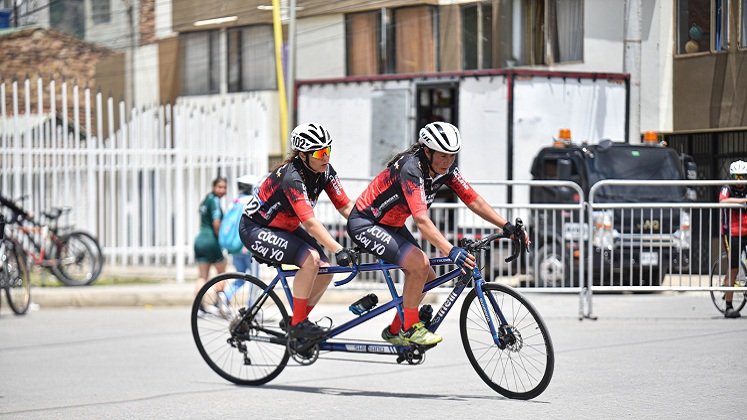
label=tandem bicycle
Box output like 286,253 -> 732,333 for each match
191,219 -> 555,400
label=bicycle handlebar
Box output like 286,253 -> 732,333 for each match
459,218 -> 529,264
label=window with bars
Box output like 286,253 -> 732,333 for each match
91,0 -> 110,24
227,25 -> 276,92
180,31 -> 221,96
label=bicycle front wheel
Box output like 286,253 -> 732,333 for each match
460,283 -> 554,400
51,231 -> 102,286
3,240 -> 31,315
709,253 -> 747,314
191,273 -> 290,385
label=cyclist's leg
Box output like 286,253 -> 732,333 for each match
239,219 -> 329,334
292,227 -> 333,311
348,218 -> 441,345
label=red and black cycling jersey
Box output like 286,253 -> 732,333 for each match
719,185 -> 747,236
246,157 -> 349,231
355,149 -> 478,227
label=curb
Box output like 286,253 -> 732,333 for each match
29,285 -> 443,308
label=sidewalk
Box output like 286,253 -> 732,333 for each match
28,265 -> 441,309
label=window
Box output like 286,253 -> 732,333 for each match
514,0 -> 583,66
227,25 -> 275,91
393,6 -> 436,73
462,1 -> 493,70
741,0 -> 747,48
91,0 -> 110,24
344,6 -> 436,75
715,0 -> 729,51
180,31 -> 221,95
346,11 -> 381,75
50,0 -> 85,38
676,0 -> 730,54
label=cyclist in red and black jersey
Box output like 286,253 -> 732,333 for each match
347,121 -> 524,346
718,160 -> 747,318
239,123 -> 355,338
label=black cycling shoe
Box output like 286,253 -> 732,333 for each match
724,307 -> 741,319
288,319 -> 327,339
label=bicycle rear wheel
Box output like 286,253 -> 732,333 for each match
709,253 -> 747,314
3,240 -> 31,315
51,231 -> 102,286
191,273 -> 290,385
460,283 -> 554,400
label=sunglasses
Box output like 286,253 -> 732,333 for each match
734,174 -> 746,180
310,146 -> 331,159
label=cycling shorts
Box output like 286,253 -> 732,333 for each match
728,236 -> 747,269
347,208 -> 420,265
239,216 -> 329,267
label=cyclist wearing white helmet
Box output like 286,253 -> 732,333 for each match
347,121 -> 526,346
719,159 -> 747,318
239,123 -> 355,338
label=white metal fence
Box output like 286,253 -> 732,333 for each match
0,78 -> 269,282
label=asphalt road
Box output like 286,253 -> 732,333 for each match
1,292 -> 745,419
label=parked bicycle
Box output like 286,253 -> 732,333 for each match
191,219 -> 555,400
0,214 -> 31,315
709,235 -> 747,315
0,195 -> 104,286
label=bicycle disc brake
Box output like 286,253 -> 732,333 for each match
499,325 -> 524,352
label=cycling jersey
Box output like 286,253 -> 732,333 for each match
719,185 -> 747,236
354,149 -> 478,227
245,157 -> 349,231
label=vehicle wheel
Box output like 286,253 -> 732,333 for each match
709,253 -> 747,314
459,283 -> 554,400
3,240 -> 31,315
51,231 -> 102,286
534,244 -> 567,287
192,273 -> 290,385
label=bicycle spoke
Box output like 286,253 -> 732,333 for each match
460,283 -> 554,400
192,274 -> 290,385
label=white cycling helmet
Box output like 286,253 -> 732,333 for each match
290,123 -> 332,152
419,122 -> 462,154
729,160 -> 747,176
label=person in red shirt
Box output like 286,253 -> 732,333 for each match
239,123 -> 355,337
347,121 -> 524,346
718,159 -> 747,318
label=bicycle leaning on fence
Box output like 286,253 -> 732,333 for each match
191,219 -> 555,400
0,214 -> 31,315
0,195 -> 104,287
709,235 -> 747,315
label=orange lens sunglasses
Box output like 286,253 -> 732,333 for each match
735,174 -> 746,180
310,146 -> 331,159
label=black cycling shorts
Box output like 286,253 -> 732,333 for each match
728,236 -> 746,269
239,215 -> 329,267
347,209 -> 420,265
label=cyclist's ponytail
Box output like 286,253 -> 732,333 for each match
386,143 -> 422,168
270,150 -> 301,172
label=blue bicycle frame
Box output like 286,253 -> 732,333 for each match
255,256 -> 510,355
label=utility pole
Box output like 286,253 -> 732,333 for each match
13,0 -> 18,26
623,0 -> 641,143
287,0 -> 296,139
126,0 -> 136,110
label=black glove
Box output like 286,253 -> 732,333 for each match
502,222 -> 515,236
335,248 -> 354,267
448,246 -> 469,268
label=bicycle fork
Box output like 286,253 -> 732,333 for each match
471,268 -> 513,349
